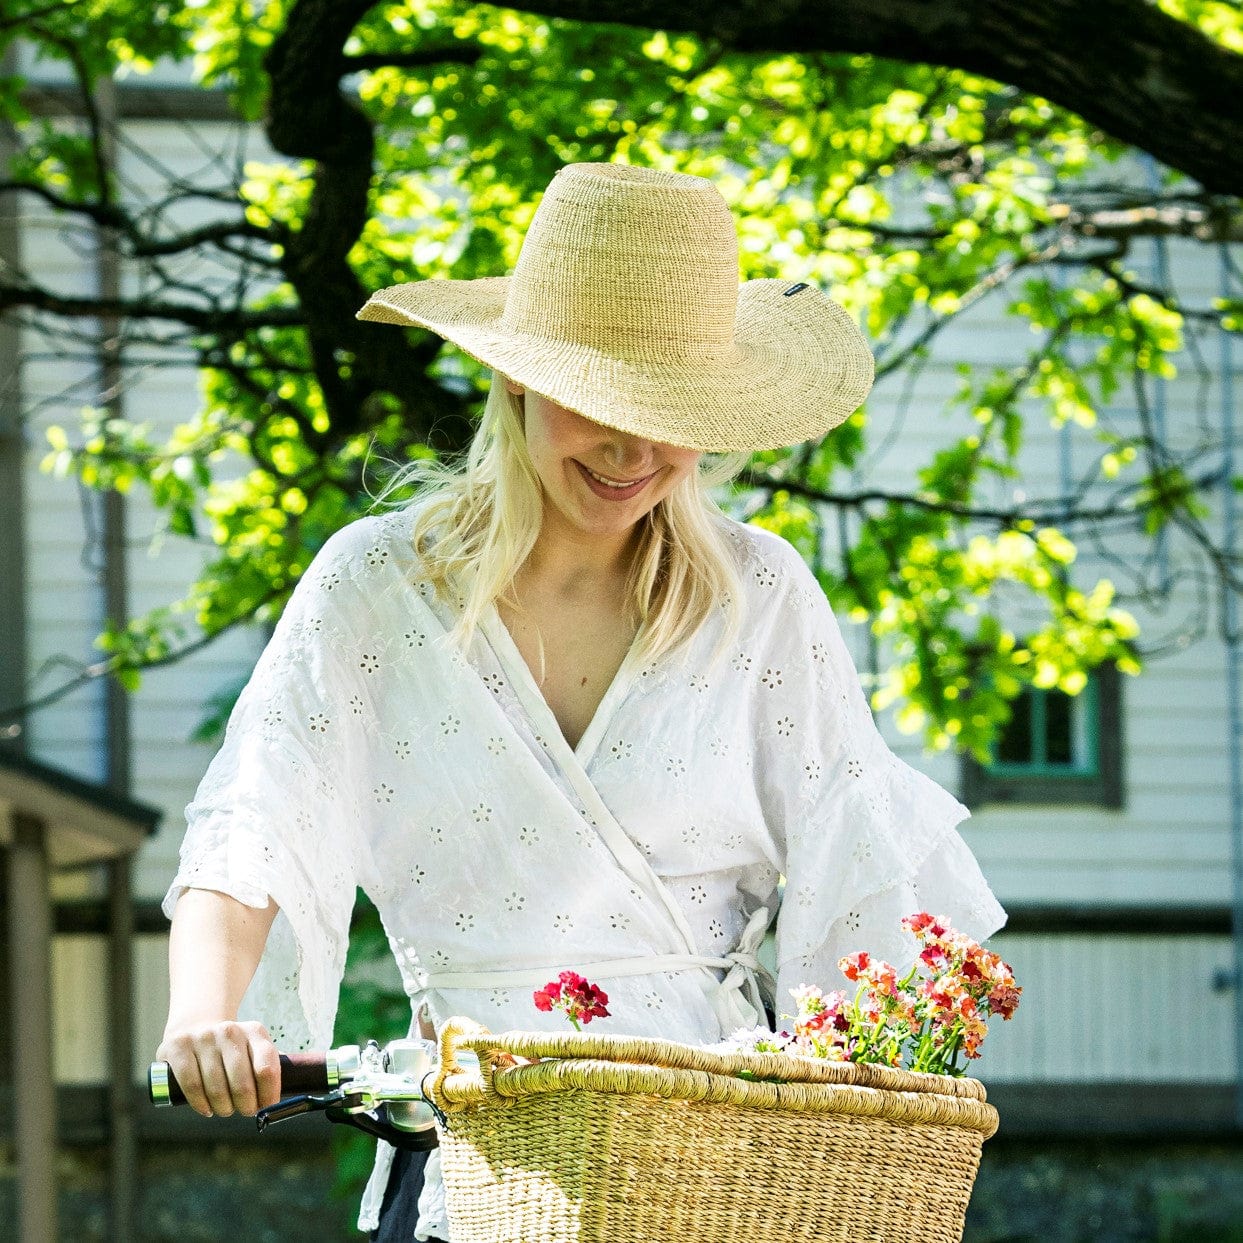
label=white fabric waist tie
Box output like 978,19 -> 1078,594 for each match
423,906 -> 776,1036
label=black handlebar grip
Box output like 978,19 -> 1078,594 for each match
148,1051 -> 330,1107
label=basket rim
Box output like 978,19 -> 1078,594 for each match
434,1051 -> 1000,1138
429,1018 -> 1000,1139
440,1019 -> 990,1102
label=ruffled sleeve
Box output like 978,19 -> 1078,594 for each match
751,535 -> 1008,1018
161,523 -> 381,1051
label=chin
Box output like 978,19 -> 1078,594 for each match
576,508 -> 647,535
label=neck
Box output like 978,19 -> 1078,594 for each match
521,507 -> 644,597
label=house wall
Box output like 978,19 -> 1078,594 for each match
17,108 -> 272,907
8,71 -> 1241,1103
852,226 -> 1238,911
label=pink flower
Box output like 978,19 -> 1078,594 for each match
870,961 -> 901,999
839,950 -> 870,981
737,914 -> 1019,1080
988,982 -> 1022,1019
533,971 -> 610,1031
790,983 -> 829,1010
800,1007 -> 831,1034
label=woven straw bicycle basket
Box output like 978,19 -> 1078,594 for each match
427,1017 -> 999,1243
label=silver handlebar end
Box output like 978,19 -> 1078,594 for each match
326,1043 -> 361,1088
149,1061 -> 171,1107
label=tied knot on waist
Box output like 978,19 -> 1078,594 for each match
706,904 -> 776,1031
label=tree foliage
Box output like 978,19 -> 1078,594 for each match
3,0 -> 1242,761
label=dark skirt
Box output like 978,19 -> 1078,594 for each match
368,1144 -> 449,1243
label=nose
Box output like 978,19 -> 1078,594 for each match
603,433 -> 656,475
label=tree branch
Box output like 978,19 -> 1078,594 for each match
0,600 -> 282,733
28,22 -> 113,206
1053,200 -> 1243,244
858,199 -> 1243,246
737,466 -> 1231,529
262,0 -> 476,452
129,217 -> 283,257
503,0 -> 1243,194
0,2 -> 69,31
0,180 -> 285,261
0,180 -> 127,227
0,282 -> 303,330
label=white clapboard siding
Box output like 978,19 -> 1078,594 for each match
17,112 -> 282,895
839,572 -> 1235,909
822,309 -> 1238,909
974,932 -> 1236,1084
22,317 -> 105,777
52,933 -> 172,1084
959,833 -> 1232,910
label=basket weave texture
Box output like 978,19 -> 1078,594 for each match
428,1017 -> 999,1243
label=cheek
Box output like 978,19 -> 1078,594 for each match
543,402 -> 595,451
528,424 -> 572,481
646,455 -> 699,508
667,453 -> 701,486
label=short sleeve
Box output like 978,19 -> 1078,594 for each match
753,538 -> 1008,1017
161,522 -> 381,1050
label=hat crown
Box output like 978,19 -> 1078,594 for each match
500,163 -> 741,364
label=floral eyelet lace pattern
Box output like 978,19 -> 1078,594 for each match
161,504 -> 1006,1236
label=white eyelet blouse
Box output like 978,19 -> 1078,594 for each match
162,502 -> 1007,1239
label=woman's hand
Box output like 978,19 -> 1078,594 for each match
161,887 -> 282,1117
156,1018 -> 282,1118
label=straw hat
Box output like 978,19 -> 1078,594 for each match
355,162 -> 875,453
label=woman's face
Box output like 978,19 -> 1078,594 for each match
508,377 -> 701,550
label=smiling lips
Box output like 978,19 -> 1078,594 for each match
575,460 -> 658,500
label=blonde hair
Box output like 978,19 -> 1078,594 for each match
364,371 -> 751,677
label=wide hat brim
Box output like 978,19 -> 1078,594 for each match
356,276 -> 875,454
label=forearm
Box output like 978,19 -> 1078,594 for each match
165,887 -> 279,1032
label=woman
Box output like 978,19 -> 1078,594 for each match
157,163 -> 1006,1242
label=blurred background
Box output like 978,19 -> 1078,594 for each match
0,1 -> 1241,1240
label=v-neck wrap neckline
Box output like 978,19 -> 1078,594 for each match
430,603 -> 777,1034
478,600 -> 642,770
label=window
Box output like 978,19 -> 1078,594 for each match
960,662 -> 1124,808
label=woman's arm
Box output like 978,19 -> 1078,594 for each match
156,887 -> 283,1118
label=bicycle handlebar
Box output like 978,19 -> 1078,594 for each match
146,1039 -> 444,1152
148,1046 -> 357,1107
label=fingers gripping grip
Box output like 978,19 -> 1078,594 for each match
148,1051 -> 330,1107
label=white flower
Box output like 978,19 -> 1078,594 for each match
705,1024 -> 790,1056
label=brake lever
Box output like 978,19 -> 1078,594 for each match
256,1088 -> 350,1131
256,1084 -> 442,1152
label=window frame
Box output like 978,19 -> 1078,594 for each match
959,660 -> 1125,809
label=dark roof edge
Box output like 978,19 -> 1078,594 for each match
0,744 -> 163,834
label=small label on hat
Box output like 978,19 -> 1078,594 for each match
783,282 -> 811,296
